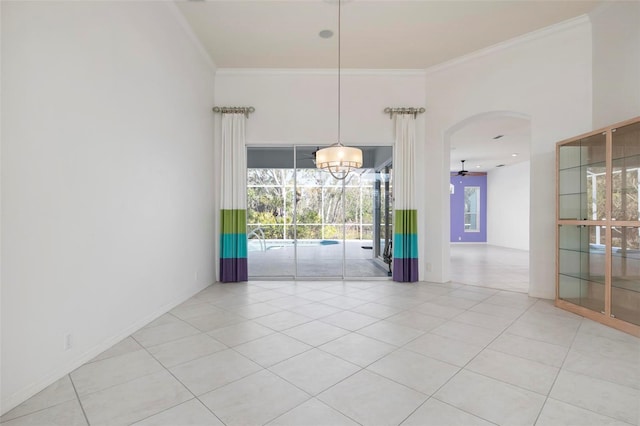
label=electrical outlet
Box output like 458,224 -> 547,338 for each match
426,262 -> 432,272
64,333 -> 72,351
194,271 -> 199,282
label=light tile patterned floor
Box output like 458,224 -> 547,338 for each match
450,244 -> 529,293
2,280 -> 639,426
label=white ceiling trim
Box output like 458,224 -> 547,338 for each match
425,14 -> 590,76
216,68 -> 427,76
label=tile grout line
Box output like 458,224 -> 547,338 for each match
129,335 -> 229,426
186,291 -> 375,425
68,374 -> 91,426
262,286 -> 504,421
61,352 -> 168,404
397,396 -> 499,426
249,294 -> 421,424
0,393 -> 77,424
396,293 -> 536,425
398,294 -> 540,424
531,318 -> 637,426
303,284 -> 482,424
531,317 -> 584,425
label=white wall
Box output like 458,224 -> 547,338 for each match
424,18 -> 593,298
214,70 -> 426,280
1,1 -> 216,413
487,161 -> 530,250
591,1 -> 640,128
215,70 -> 426,146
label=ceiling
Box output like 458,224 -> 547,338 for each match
450,116 -> 531,173
176,0 -> 600,69
176,0 -> 600,172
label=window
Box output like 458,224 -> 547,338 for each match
464,186 -> 480,232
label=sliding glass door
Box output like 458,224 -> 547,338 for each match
295,148 -> 344,277
246,147 -> 296,278
246,145 -> 392,279
373,164 -> 393,276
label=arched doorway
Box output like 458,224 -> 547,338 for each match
444,111 -> 532,292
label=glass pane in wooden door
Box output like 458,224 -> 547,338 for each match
612,121 -> 640,221
558,133 -> 606,221
558,224 -> 605,313
611,226 -> 640,325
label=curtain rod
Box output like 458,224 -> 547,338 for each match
212,106 -> 255,118
384,107 -> 425,119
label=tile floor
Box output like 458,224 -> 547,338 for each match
2,281 -> 639,425
450,244 -> 529,293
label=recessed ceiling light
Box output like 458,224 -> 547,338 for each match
319,30 -> 334,39
496,164 -> 505,167
493,135 -> 504,140
512,153 -> 518,157
476,165 -> 481,168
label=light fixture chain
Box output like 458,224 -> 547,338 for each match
315,0 -> 362,180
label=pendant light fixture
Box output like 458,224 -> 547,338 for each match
315,0 -> 363,180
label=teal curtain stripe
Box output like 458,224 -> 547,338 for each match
220,233 -> 248,259
393,233 -> 418,259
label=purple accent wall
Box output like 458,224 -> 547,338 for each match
450,174 -> 487,243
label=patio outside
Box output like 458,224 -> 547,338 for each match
247,168 -> 390,278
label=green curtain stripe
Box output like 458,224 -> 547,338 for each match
394,210 -> 418,234
220,209 -> 247,234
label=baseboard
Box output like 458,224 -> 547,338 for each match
450,242 -> 488,244
0,282 -> 211,416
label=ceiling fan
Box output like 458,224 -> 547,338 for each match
457,160 -> 469,176
454,159 -> 485,177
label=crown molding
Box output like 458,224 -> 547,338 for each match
216,68 -> 426,77
425,14 -> 591,76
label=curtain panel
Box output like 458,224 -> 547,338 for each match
219,113 -> 248,282
393,114 -> 419,282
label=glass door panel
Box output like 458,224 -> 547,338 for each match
295,147 -> 343,277
612,122 -> 640,221
373,165 -> 393,275
246,148 -> 295,278
558,224 -> 605,313
558,133 -> 606,220
611,226 -> 640,325
345,169 -> 389,278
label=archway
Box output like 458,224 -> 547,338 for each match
443,111 -> 532,292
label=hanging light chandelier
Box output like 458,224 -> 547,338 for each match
315,0 -> 363,180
